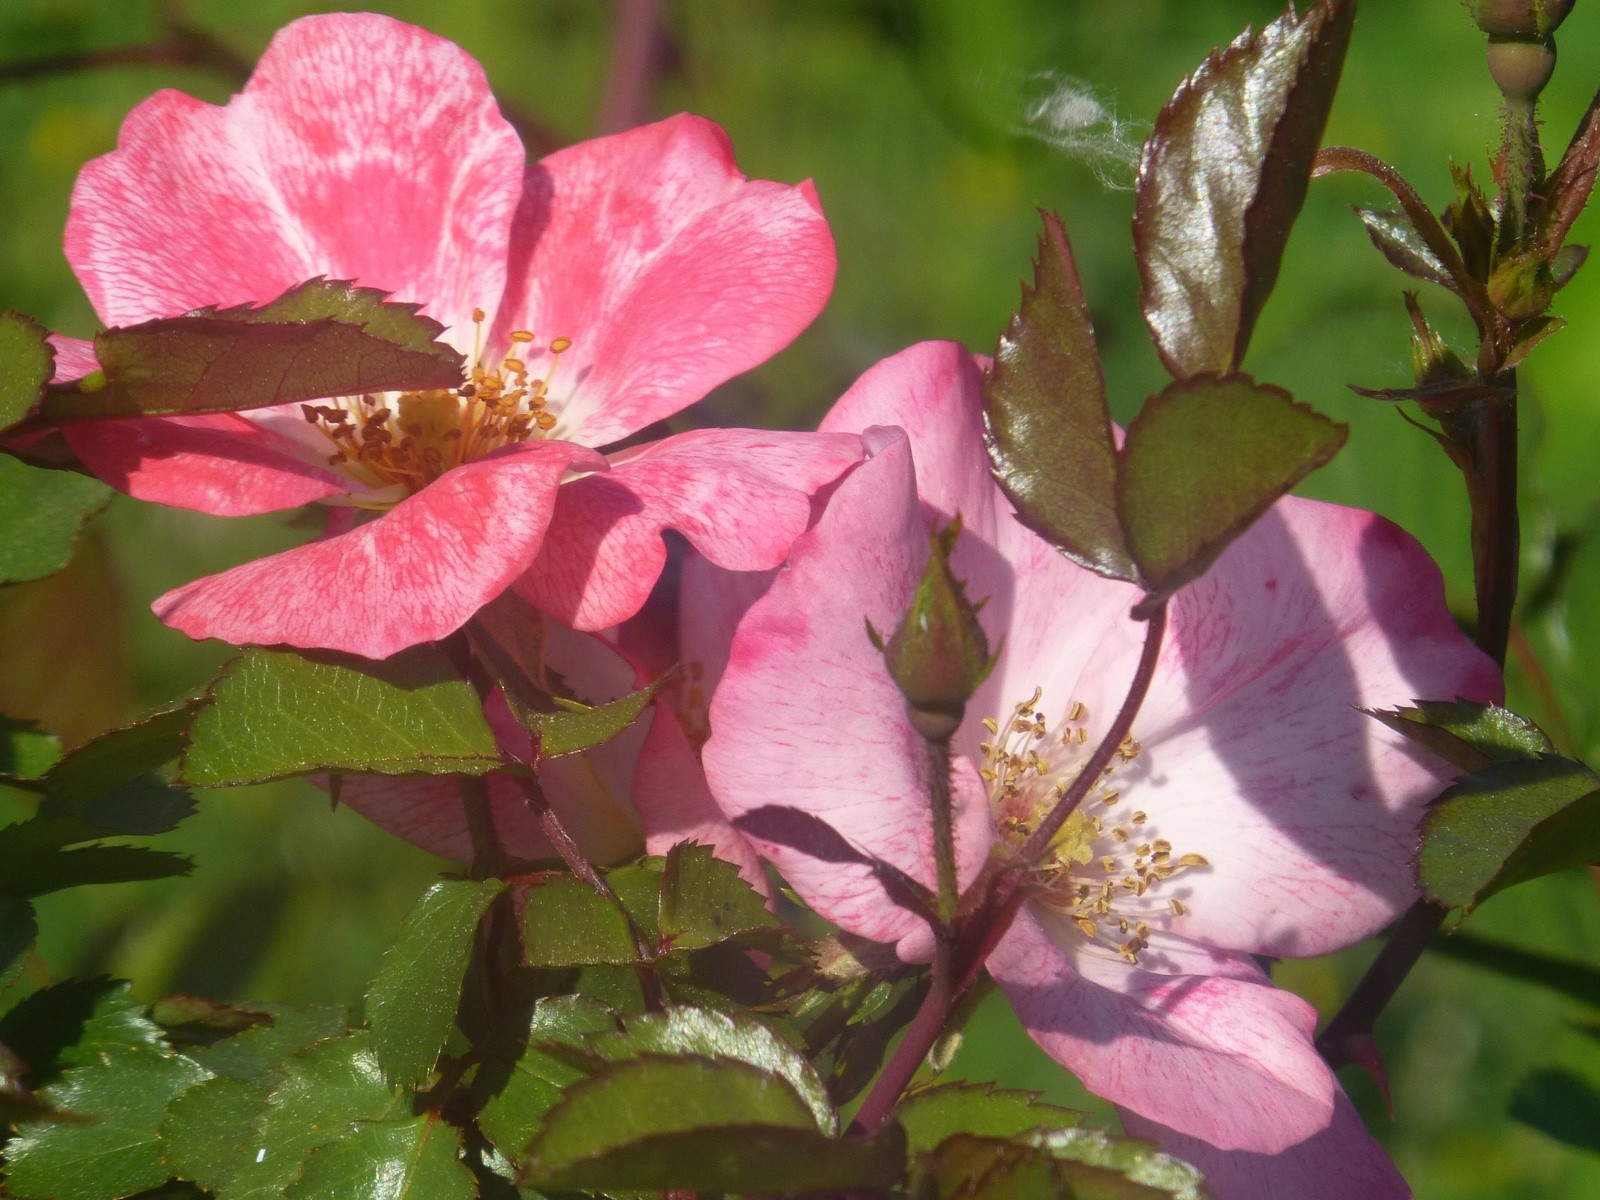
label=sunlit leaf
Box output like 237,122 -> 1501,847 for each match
161,1076 -> 266,1191
1355,209 -> 1457,291
983,210 -> 1133,580
0,458 -> 112,587
521,1056 -> 904,1193
1,714 -> 59,780
220,1032 -> 401,1200
183,646 -> 501,786
895,1081 -> 1085,1156
1026,1127 -> 1209,1198
1419,755 -> 1600,910
502,677 -> 663,759
284,1115 -> 476,1200
1117,375 -> 1346,607
658,841 -> 780,952
0,312 -> 53,432
476,996 -> 620,1155
520,874 -> 641,968
36,279 -> 463,423
586,1006 -> 836,1134
1366,701 -> 1553,773
366,878 -> 505,1088
1135,0 -> 1356,376
3,984 -> 211,1200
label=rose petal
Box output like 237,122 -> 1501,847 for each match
67,12 -> 524,345
340,625 -> 649,863
704,430 -> 943,956
1120,1094 -> 1412,1200
988,906 -> 1336,1153
498,114 -> 835,446
62,414 -> 355,515
153,440 -> 604,657
515,427 -> 861,630
1101,499 -> 1501,957
47,334 -> 98,383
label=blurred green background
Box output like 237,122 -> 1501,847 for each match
2,1 -> 1599,1195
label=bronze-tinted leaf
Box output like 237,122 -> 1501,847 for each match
1135,0 -> 1356,377
1118,374 -> 1346,609
983,211 -> 1134,581
36,279 -> 463,423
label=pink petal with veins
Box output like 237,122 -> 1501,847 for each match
154,440 -> 603,657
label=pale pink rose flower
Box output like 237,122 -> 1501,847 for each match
54,12 -> 859,658
701,341 -> 1502,1199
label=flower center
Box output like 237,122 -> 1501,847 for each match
301,310 -> 572,497
979,690 -> 1206,965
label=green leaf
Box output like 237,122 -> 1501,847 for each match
1,1039 -> 77,1127
285,1114 -> 476,1200
1354,208 -> 1457,291
1026,1127 -> 1209,1198
1117,375 -> 1346,607
520,874 -> 641,968
367,878 -> 505,1088
895,1081 -> 1085,1156
42,700 -> 199,820
1419,755 -> 1600,911
1539,85 -> 1599,257
183,646 -> 501,786
188,1005 -> 349,1085
1134,0 -> 1355,376
0,457 -> 112,586
522,1056 -> 904,1193
0,893 -> 37,976
917,1132 -> 1205,1200
160,1076 -> 267,1190
36,279 -> 463,424
476,996 -> 621,1156
159,1006 -> 350,1193
0,978 -> 143,1088
3,984 -> 211,1200
218,1032 -> 401,1200
1366,701 -> 1553,772
0,311 -> 53,432
585,1006 -> 836,1135
505,678 -> 663,759
1510,1069 -> 1600,1154
983,210 -> 1133,581
1,715 -> 59,780
658,841 -> 780,951
0,839 -> 192,897
915,1136 -> 1069,1200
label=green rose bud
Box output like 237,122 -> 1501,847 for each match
1469,0 -> 1574,39
867,517 -> 997,742
1486,36 -> 1558,101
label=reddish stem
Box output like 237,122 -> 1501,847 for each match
850,602 -> 1168,1130
1018,603 -> 1168,861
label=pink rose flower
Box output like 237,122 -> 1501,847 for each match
54,13 -> 859,658
701,341 -> 1501,1199
339,606 -> 763,883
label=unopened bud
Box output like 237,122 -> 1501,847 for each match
867,518 -> 996,742
1486,36 -> 1558,101
1470,0 -> 1574,39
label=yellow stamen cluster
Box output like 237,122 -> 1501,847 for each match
301,311 -> 572,497
980,690 -> 1206,965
